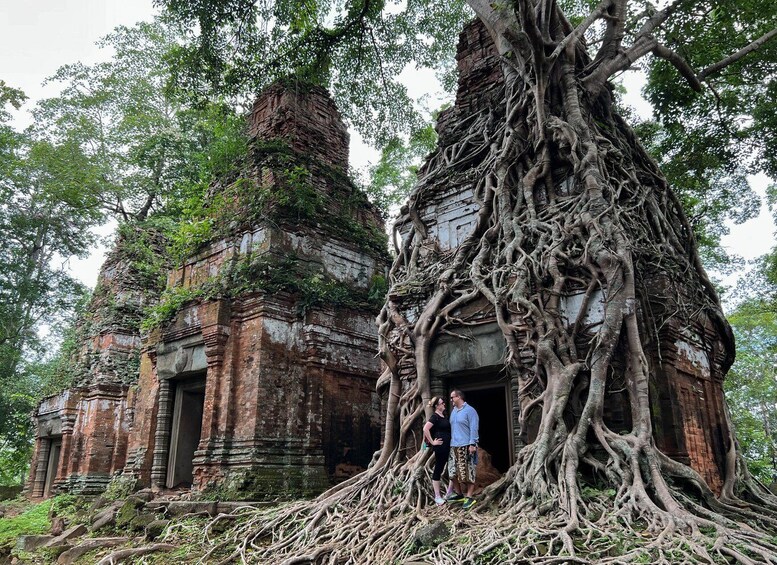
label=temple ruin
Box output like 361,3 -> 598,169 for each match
27,229 -> 160,496
29,21 -> 733,501
393,20 -> 732,491
28,83 -> 388,498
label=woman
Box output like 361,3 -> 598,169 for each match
423,396 -> 452,505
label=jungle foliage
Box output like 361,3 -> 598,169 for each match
0,20 -> 247,484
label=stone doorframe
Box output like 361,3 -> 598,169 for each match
166,375 -> 206,488
30,406 -> 75,498
428,322 -> 519,466
31,435 -> 62,497
150,334 -> 209,489
148,300 -> 231,490
43,438 -> 62,497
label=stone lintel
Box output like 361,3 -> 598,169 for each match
429,322 -> 507,377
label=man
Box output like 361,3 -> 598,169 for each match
446,389 -> 479,509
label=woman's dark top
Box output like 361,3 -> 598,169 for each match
428,413 -> 451,443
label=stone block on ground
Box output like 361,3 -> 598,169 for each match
124,495 -> 147,509
45,524 -> 88,547
115,498 -> 145,528
133,489 -> 155,502
91,507 -> 117,532
50,516 -> 66,536
43,544 -> 73,558
89,496 -> 109,512
57,537 -> 129,565
413,521 -> 450,548
15,535 -> 54,552
214,501 -> 272,514
165,501 -> 217,517
145,519 -> 170,541
129,512 -> 156,532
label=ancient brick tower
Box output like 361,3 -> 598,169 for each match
122,83 -> 388,497
394,20 -> 732,491
29,83 -> 388,498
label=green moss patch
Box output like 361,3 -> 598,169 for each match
0,499 -> 51,550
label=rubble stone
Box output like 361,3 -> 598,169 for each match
144,519 -> 170,541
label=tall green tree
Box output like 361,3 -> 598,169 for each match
158,0 -> 777,561
0,85 -> 96,484
727,297 -> 777,485
0,19 -> 247,485
32,19 -> 247,224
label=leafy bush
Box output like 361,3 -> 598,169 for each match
141,285 -> 203,331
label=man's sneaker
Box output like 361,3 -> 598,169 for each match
462,497 -> 477,509
445,492 -> 465,502
434,497 -> 445,506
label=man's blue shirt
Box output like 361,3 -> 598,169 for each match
450,402 -> 479,447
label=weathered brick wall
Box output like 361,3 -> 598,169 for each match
124,292 -> 381,497
28,384 -> 132,496
435,19 -> 503,146
169,225 -> 383,293
400,20 -> 504,252
248,83 -> 350,172
70,229 -> 165,387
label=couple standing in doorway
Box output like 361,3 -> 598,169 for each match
423,389 -> 480,510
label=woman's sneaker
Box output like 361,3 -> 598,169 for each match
434,497 -> 445,506
462,497 -> 477,509
445,492 -> 465,502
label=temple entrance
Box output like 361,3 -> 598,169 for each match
43,438 -> 61,497
166,374 -> 206,488
455,384 -> 512,472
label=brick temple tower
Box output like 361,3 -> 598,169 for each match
392,20 -> 732,491
122,82 -> 389,497
29,82 -> 389,499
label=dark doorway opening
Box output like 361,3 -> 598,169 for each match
458,385 -> 512,472
43,438 -> 62,497
167,374 -> 206,488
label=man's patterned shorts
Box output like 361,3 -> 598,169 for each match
448,445 -> 477,483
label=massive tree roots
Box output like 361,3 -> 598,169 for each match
191,14 -> 777,565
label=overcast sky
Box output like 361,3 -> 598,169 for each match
1,1 -> 156,128
1,1 -> 773,294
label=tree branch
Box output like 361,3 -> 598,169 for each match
593,0 -> 628,65
549,0 -> 612,63
636,0 -> 690,37
583,35 -> 657,96
135,191 -> 156,222
698,27 -> 777,81
652,43 -> 702,91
